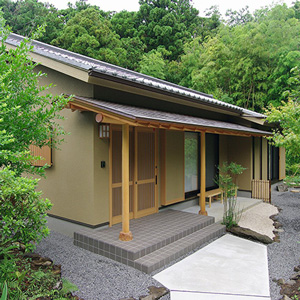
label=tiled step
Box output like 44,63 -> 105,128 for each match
75,211 -> 215,262
134,223 -> 225,274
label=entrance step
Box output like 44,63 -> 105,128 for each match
134,223 -> 225,274
74,210 -> 226,274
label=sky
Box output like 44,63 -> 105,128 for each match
41,0 -> 294,17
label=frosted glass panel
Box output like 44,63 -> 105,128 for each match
185,132 -> 198,192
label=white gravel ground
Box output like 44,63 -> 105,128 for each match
238,202 -> 278,239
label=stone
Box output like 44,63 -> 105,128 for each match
291,189 -> 300,193
139,296 -> 154,300
294,266 -> 300,272
286,280 -> 296,286
282,295 -> 292,300
42,261 -> 52,267
52,265 -> 62,276
139,286 -> 169,300
273,236 -> 280,243
277,279 -> 285,285
23,253 -> 41,260
148,286 -> 169,299
270,214 -> 278,221
52,280 -> 63,291
277,184 -> 289,192
290,272 -> 300,280
274,221 -> 283,229
228,226 -> 273,244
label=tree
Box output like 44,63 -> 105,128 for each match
136,0 -> 200,60
0,15 -> 66,252
139,49 -> 166,79
51,7 -> 127,66
0,17 -> 69,175
217,162 -> 246,229
266,67 -> 300,178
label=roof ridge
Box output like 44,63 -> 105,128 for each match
6,33 -> 264,117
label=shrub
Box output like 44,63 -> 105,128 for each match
0,168 -> 52,251
216,162 -> 246,229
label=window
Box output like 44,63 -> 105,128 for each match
29,144 -> 52,167
184,132 -> 199,194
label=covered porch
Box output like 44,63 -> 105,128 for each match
69,96 -> 271,242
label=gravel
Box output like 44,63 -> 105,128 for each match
35,184 -> 300,300
36,232 -> 170,300
268,184 -> 300,300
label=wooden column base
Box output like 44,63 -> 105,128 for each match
199,210 -> 208,216
119,231 -> 133,241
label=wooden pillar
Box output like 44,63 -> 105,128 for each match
199,131 -> 207,216
119,124 -> 133,241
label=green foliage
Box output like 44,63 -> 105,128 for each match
0,168 -> 52,251
216,162 -> 246,229
0,282 -> 7,300
139,49 -> 166,79
52,7 -> 127,66
180,4 -> 300,111
0,245 -> 77,299
266,68 -> 300,177
136,0 -> 201,61
0,17 -> 69,175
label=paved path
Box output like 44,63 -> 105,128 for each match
154,234 -> 270,300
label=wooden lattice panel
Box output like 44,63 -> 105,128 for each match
251,179 -> 271,203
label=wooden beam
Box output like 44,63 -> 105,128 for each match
119,124 -> 133,241
199,131 -> 207,216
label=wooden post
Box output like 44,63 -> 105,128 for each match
199,131 -> 207,216
119,124 -> 133,241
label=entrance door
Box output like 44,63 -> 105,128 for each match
134,127 -> 158,218
110,126 -> 158,225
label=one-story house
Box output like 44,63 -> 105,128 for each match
6,33 -> 285,241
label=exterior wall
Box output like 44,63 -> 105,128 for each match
253,137 -> 262,180
36,66 -> 110,226
279,147 -> 286,180
262,138 -> 268,180
160,130 -> 185,205
219,135 -> 228,167
93,122 -> 110,224
227,136 -> 253,191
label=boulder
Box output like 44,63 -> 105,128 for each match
228,226 -> 273,244
277,184 -> 289,192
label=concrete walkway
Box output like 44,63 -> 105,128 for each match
154,234 -> 270,299
168,197 -> 262,223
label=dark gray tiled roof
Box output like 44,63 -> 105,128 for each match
73,96 -> 270,136
5,33 -> 266,119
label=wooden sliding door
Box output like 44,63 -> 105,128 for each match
134,128 -> 158,218
110,126 -> 158,225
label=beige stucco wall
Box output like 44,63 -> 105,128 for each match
165,130 -> 185,203
253,137 -> 261,180
227,136 -> 253,191
36,66 -> 109,226
262,138 -> 268,180
279,147 -> 286,180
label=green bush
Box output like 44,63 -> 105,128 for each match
0,168 -> 52,251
